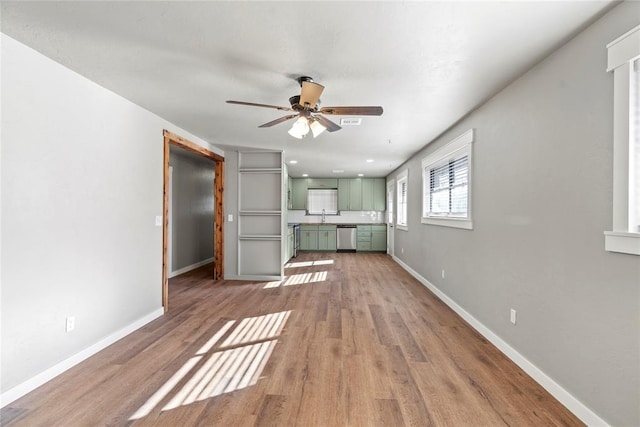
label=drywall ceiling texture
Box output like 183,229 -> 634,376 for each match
387,3 -> 640,425
0,1 -> 615,178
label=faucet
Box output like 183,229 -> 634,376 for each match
322,209 -> 326,224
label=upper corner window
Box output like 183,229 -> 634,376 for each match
421,129 -> 474,230
604,25 -> 640,255
396,170 -> 408,230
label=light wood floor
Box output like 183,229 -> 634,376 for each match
2,252 -> 582,426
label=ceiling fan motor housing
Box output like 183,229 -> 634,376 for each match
289,95 -> 319,111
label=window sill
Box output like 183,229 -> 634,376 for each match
396,224 -> 409,231
604,231 -> 640,256
422,216 -> 473,230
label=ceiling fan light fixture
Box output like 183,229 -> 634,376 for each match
309,119 -> 326,138
288,116 -> 310,139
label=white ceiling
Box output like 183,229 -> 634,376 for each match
1,1 -> 615,178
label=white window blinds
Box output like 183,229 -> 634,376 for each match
307,189 -> 338,215
397,176 -> 408,226
427,155 -> 469,217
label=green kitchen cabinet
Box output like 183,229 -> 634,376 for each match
371,225 -> 387,251
338,179 -> 350,211
339,178 -> 363,211
300,225 -> 318,250
357,224 -> 386,251
349,179 -> 362,210
318,225 -> 337,251
373,178 -> 386,211
338,178 -> 385,212
291,178 -> 308,210
362,178 -> 386,211
286,176 -> 293,209
356,225 -> 372,251
362,179 -> 374,210
307,178 -> 338,189
286,225 -> 294,261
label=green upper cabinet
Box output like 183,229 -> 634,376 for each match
307,178 -> 338,189
373,178 -> 386,211
361,179 -> 374,210
338,178 -> 363,211
291,178 -> 307,210
349,178 -> 362,210
338,179 -> 350,211
362,178 -> 386,211
286,176 -> 293,209
290,177 -> 386,212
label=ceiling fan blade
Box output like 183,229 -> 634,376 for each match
318,106 -> 383,116
299,81 -> 324,109
258,114 -> 299,128
226,100 -> 293,111
315,114 -> 342,132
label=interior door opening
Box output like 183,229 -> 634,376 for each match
162,130 -> 224,312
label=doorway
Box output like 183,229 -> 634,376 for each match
162,130 -> 224,311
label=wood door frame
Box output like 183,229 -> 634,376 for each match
163,129 -> 225,311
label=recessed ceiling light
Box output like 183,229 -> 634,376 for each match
289,160 -> 298,164
358,173 -> 364,177
366,159 -> 374,163
302,173 -> 308,177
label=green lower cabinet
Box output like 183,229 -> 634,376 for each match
318,225 -> 337,251
300,226 -> 318,250
357,225 -> 387,252
371,231 -> 387,251
286,226 -> 294,261
356,225 -> 372,251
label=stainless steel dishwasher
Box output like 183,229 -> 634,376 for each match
336,225 -> 357,252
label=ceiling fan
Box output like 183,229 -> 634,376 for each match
226,76 -> 383,139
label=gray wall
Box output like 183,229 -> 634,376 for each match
387,3 -> 639,425
170,148 -> 215,273
1,34 -> 222,395
224,151 -> 240,278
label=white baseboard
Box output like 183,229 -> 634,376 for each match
0,307 -> 164,408
392,256 -> 609,427
169,257 -> 214,278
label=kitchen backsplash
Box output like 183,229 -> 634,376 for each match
287,210 -> 385,224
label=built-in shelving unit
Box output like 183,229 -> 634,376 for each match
237,151 -> 284,279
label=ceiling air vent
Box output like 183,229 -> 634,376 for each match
340,118 -> 362,126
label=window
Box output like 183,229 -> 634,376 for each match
422,129 -> 473,230
307,189 -> 338,215
396,170 -> 408,230
605,25 -> 640,255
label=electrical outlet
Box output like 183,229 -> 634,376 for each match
401,247 -> 404,253
66,316 -> 75,332
155,215 -> 162,227
442,269 -> 445,279
510,309 -> 517,325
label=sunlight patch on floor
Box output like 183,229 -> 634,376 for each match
221,311 -> 290,348
162,340 -> 277,410
285,259 -> 334,268
129,311 -> 291,420
263,271 -> 328,289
